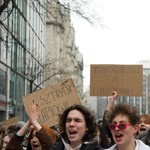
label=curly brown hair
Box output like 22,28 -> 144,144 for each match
106,103 -> 140,126
58,104 -> 98,143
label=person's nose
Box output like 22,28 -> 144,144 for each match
32,136 -> 38,141
140,123 -> 145,126
115,126 -> 120,130
114,124 -> 120,130
69,120 -> 75,126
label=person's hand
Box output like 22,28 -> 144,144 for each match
109,91 -> 118,102
29,100 -> 39,125
29,100 -> 42,131
106,91 -> 118,111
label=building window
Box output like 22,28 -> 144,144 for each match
0,69 -> 6,95
9,80 -> 14,99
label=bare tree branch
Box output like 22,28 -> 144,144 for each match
0,0 -> 11,14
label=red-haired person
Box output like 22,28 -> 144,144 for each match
6,101 -> 57,150
137,114 -> 150,146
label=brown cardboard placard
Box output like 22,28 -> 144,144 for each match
0,116 -> 20,129
90,64 -> 143,96
23,79 -> 81,127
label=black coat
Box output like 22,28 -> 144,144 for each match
49,137 -> 104,150
137,128 -> 150,146
6,128 -> 53,150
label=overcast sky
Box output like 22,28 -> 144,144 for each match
72,0 -> 150,91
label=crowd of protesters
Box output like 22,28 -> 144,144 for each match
0,91 -> 150,150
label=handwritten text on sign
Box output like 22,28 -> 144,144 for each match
23,79 -> 81,127
0,116 -> 20,129
90,64 -> 143,96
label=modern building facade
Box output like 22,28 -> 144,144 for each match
0,0 -> 84,122
0,0 -> 46,121
138,60 -> 150,114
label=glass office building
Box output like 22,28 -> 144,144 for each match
0,0 -> 45,121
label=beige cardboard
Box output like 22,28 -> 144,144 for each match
23,79 -> 81,127
90,64 -> 143,96
0,116 -> 20,129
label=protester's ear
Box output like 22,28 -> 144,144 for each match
134,124 -> 139,134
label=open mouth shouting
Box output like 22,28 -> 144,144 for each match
31,141 -> 41,150
139,127 -> 146,132
114,132 -> 124,142
68,130 -> 78,139
139,124 -> 147,133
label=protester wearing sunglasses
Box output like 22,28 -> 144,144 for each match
105,103 -> 150,150
109,123 -> 131,130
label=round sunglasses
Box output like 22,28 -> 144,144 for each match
109,123 -> 131,130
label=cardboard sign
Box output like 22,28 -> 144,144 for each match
0,116 -> 20,128
90,64 -> 143,96
23,79 -> 81,127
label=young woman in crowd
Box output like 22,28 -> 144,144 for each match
105,103 -> 150,150
1,133 -> 13,150
6,100 -> 104,150
138,114 -> 150,134
50,104 -> 104,150
137,114 -> 150,146
6,101 -> 57,150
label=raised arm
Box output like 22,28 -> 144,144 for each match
106,91 -> 118,111
100,91 -> 118,148
28,100 -> 42,131
5,120 -> 31,150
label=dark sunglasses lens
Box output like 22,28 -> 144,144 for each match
109,124 -> 116,129
118,124 -> 126,129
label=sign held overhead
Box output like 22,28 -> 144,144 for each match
90,64 -> 143,96
23,79 -> 81,127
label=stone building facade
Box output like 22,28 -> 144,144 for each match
45,0 -> 84,99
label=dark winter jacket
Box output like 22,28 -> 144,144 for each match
137,128 -> 150,147
6,128 -> 53,150
49,137 -> 104,150
6,128 -> 104,150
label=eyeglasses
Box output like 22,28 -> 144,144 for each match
109,123 -> 131,130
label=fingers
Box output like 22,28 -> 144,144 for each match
31,100 -> 39,110
35,104 -> 39,110
29,100 -> 39,118
112,91 -> 118,99
112,91 -> 117,95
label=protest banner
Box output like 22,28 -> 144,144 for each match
0,116 -> 20,129
90,64 -> 143,96
23,78 -> 81,127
